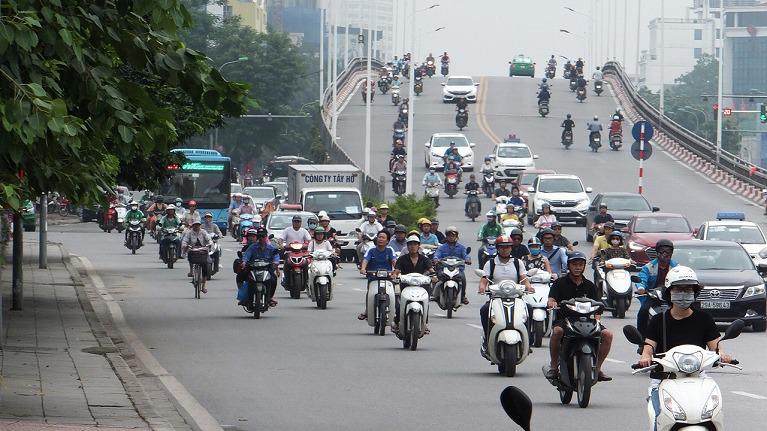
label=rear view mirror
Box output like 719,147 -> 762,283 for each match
470,142 -> 476,148
759,247 -> 767,259
466,246 -> 472,254
474,268 -> 486,278
585,187 -> 593,193
623,325 -> 644,346
571,241 -> 579,247
720,319 -> 745,342
441,83 -> 446,86
500,386 -> 532,431
424,142 -> 431,147
652,206 -> 660,212
533,154 -> 539,159
527,187 -> 535,193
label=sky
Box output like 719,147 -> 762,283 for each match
401,0 -> 692,77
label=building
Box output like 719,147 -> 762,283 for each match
266,0 -> 322,47
324,0 -> 394,62
208,0 -> 268,33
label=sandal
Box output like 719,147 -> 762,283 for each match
357,313 -> 367,320
462,298 -> 470,305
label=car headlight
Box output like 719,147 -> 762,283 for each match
628,241 -> 646,252
744,284 -> 766,298
673,351 -> 702,374
662,390 -> 687,421
701,387 -> 721,420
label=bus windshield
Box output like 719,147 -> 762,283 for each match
161,160 -> 231,208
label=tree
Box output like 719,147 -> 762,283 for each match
0,0 -> 249,209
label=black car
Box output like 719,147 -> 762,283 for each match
673,240 -> 766,332
585,192 -> 659,241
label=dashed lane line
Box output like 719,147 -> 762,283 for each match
466,323 -> 483,329
731,391 -> 767,400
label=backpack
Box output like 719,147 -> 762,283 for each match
489,257 -> 521,283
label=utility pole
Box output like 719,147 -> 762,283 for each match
319,7 -> 325,108
39,194 -> 47,269
331,5 -> 338,145
636,0 -> 641,80
405,0 -> 415,195
12,212 -> 23,310
659,0 -> 665,133
364,3 -> 373,175
716,11 -> 726,164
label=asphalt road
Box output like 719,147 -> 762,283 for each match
46,74 -> 767,430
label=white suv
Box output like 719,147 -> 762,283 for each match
442,76 -> 479,103
424,133 -> 475,171
492,142 -> 538,181
527,174 -> 592,226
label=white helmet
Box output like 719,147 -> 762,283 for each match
166,204 -> 176,210
593,115 -> 599,121
664,265 -> 698,289
318,210 -> 329,218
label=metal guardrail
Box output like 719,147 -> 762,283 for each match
602,61 -> 767,190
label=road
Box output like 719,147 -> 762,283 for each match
46,75 -> 767,430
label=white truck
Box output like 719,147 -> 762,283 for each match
287,164 -> 364,261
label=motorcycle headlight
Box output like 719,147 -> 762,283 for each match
662,390 -> 687,421
701,387 -> 721,420
743,283 -> 766,298
672,351 -> 702,374
628,241 -> 646,252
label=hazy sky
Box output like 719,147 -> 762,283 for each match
403,0 -> 692,76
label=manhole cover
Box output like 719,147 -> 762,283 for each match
81,346 -> 118,355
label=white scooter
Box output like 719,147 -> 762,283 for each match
425,182 -> 440,208
596,257 -> 636,319
495,196 -> 510,218
308,250 -> 334,309
208,233 -> 221,276
524,268 -> 552,347
397,273 -> 431,350
366,270 -> 396,335
624,320 -> 744,431
475,269 -> 530,377
502,218 -> 523,236
115,203 -> 127,233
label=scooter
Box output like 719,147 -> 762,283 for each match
593,80 -> 603,96
414,76 -> 423,95
502,219 -> 523,237
440,62 -> 449,77
230,209 -> 241,240
524,268 -> 552,347
283,241 -> 309,299
576,87 -> 587,102
482,171 -> 495,198
569,78 -> 578,92
377,78 -> 390,94
545,297 -> 604,408
562,129 -> 573,150
397,273 -> 431,350
239,213 -> 255,240
391,158 -> 407,196
474,274 -> 530,377
434,255 -> 469,318
356,231 -> 377,267
623,320 -> 744,431
465,190 -> 481,221
114,204 -> 127,234
244,260 -> 272,319
392,127 -> 406,144
589,132 -> 601,152
160,227 -> 180,269
125,220 -> 144,254
478,236 -> 498,269
538,100 -> 549,118
307,249 -> 334,309
609,130 -> 623,150
366,270 -> 395,335
391,85 -> 401,105
209,233 -> 221,276
595,257 -> 635,318
425,182 -> 440,208
398,107 -> 409,127
445,170 -> 459,198
426,60 -> 435,77
456,108 -> 468,130
546,66 -> 556,79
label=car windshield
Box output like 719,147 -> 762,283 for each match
519,173 -> 539,186
673,245 -> 755,271
303,191 -> 362,220
244,187 -> 275,199
266,183 -> 288,197
706,225 -> 766,244
268,214 -> 313,230
601,196 -> 650,211
497,146 -> 531,158
447,78 -> 473,86
514,57 -> 532,64
432,136 -> 469,147
633,216 -> 691,233
537,178 -> 583,193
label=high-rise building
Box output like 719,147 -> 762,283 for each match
208,0 -> 268,33
324,0 -> 394,61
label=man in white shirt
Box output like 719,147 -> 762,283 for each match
356,211 -> 383,264
181,220 -> 212,291
280,215 -> 311,246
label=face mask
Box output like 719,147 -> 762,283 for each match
530,248 -> 541,256
610,239 -> 620,246
670,291 -> 695,309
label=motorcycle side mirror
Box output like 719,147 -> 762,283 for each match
571,241 -> 579,246
500,386 -> 532,431
424,143 -> 431,147
268,234 -> 274,239
474,83 -> 480,87
355,228 -> 361,232
466,246 -> 472,254
757,262 -> 767,275
631,275 -> 641,283
441,83 -> 446,86
622,325 -> 644,346
532,155 -> 539,159
474,268 -> 486,278
585,187 -> 593,193
470,142 -> 476,148
652,206 -> 661,212
720,319 -> 745,343
588,206 -> 596,211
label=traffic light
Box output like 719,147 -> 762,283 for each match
761,103 -> 767,123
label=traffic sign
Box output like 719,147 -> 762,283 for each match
723,107 -> 733,116
713,103 -> 719,111
631,140 -> 653,161
632,120 -> 654,142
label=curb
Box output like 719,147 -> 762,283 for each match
75,255 -> 223,431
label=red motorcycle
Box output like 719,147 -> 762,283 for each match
283,241 -> 309,299
101,205 -> 118,233
444,161 -> 461,199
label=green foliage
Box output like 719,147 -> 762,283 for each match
385,194 -> 436,231
0,0 -> 249,209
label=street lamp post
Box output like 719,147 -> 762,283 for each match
213,56 -> 249,148
716,12 -> 726,164
418,27 -> 445,63
564,6 -> 594,67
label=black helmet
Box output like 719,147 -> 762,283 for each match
567,251 -> 588,265
540,228 -> 555,238
566,113 -> 572,119
656,239 -> 674,252
155,195 -> 164,203
255,227 -> 268,237
395,224 -> 407,233
385,220 -> 397,228
608,230 -> 623,242
509,228 -> 523,239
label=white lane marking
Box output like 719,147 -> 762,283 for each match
466,323 -> 483,329
731,391 -> 767,400
353,288 -> 366,292
434,313 -> 447,317
604,358 -> 625,364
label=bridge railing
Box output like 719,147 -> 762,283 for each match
602,61 -> 767,190
320,57 -> 386,200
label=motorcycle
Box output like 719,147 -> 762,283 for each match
594,80 -> 603,96
609,129 -> 623,150
569,78 -> 578,92
474,275 -> 531,377
283,241 -> 309,299
160,227 -> 180,269
589,132 -> 601,152
307,249 -> 335,309
392,127 -> 406,144
56,196 -> 73,217
595,258 -> 636,319
624,320 -> 744,431
425,182 -> 440,208
478,236 -> 498,270
102,205 -> 118,233
576,87 -> 587,102
434,255 -> 469,318
426,60 -> 435,77
538,100 -> 549,117
239,213 -> 255,241
524,268 -> 552,348
391,157 -> 407,196
444,169 -> 460,198
414,76 -> 423,95
502,218 -> 524,236
440,61 -> 449,77
244,260 -> 272,319
378,78 -> 390,94
545,297 -> 604,408
562,129 -> 573,150
465,190 -> 481,221
125,220 -> 144,254
356,231 -> 377,266
397,273 -> 431,350
391,85 -> 401,105
398,107 -> 409,127
495,196 -> 510,218
209,233 -> 221,276
230,209 -> 240,240
366,270 -> 395,335
456,108 -> 468,130
546,66 -> 556,79
114,204 -> 127,234
482,171 -> 495,198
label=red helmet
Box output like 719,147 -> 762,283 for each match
495,236 -> 513,247
188,200 -> 197,206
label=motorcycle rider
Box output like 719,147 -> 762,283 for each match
523,237 -> 552,273
601,231 -> 630,261
430,218 -> 446,244
544,251 -> 614,382
426,52 -> 435,63
591,66 -> 603,82
547,54 -> 557,69
422,167 -> 443,189
440,51 -> 450,64
501,204 -> 520,223
540,228 -> 567,278
183,200 -> 201,227
201,212 -> 222,237
391,75 -> 402,88
538,77 -> 550,93
637,239 -> 678,337
480,157 -> 495,177
383,220 -> 397,239
509,228 -> 529,259
174,198 -> 185,219
575,57 -> 585,73
146,195 -> 167,232
377,204 -> 394,226
561,113 -> 575,144
464,174 -> 481,213
358,230 -> 396,320
609,114 -> 623,141
434,226 -> 472,305
534,203 -> 557,230
551,222 -> 575,251
537,84 -> 551,106
157,205 -> 182,261
478,211 -> 503,239
123,201 -> 145,243
639,266 -> 733,429
613,107 -> 624,121
280,214 -> 311,248
478,235 -> 534,353
392,235 -> 436,331
492,180 -> 511,199
238,196 -> 256,215
590,221 -> 615,260
239,226 -> 281,308
576,74 -> 588,92
390,140 -> 407,172
586,115 -> 603,146
356,211 -> 384,265
417,218 -> 440,249
181,220 -> 212,289
564,60 -> 573,77
361,78 -> 375,101
509,186 -> 525,208
592,203 -> 614,229
388,224 -> 408,254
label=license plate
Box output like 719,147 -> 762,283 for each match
701,301 -> 730,309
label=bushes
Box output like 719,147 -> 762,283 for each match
385,194 -> 436,231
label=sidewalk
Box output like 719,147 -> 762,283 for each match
0,241 -> 190,430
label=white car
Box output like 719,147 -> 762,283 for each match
695,213 -> 767,264
491,142 -> 539,181
527,174 -> 592,226
424,133 -> 475,171
243,186 -> 278,210
442,76 -> 479,103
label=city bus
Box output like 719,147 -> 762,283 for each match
160,148 -> 232,234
